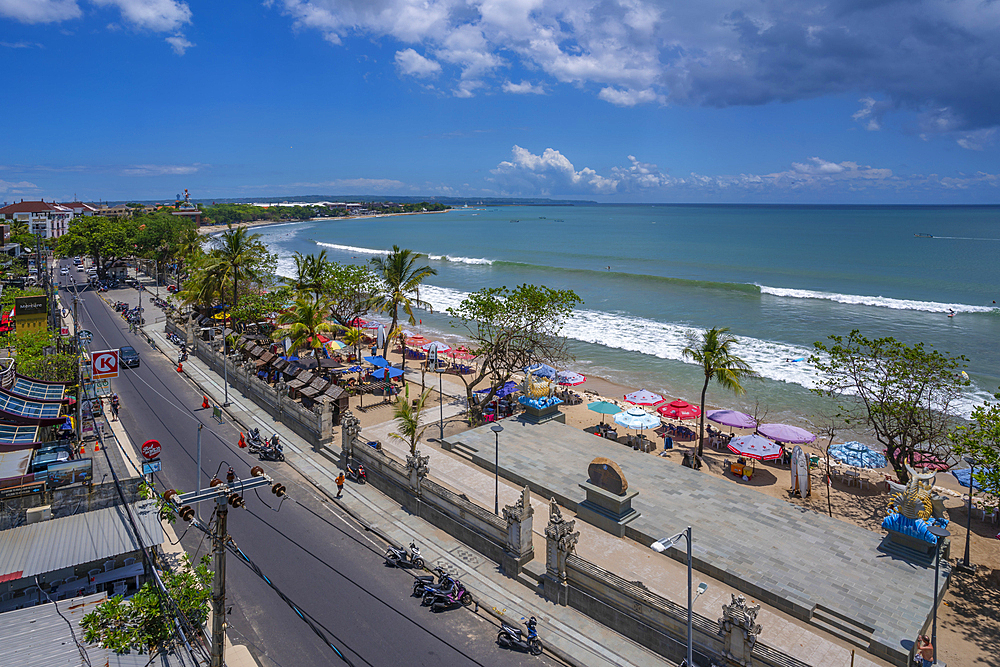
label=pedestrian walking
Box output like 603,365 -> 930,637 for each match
110,393 -> 120,421
335,472 -> 345,498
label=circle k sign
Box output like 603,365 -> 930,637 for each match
92,350 -> 119,379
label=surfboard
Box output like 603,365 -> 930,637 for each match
792,445 -> 810,498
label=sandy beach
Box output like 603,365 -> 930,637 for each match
196,208 -> 451,235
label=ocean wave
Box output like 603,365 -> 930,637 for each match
427,254 -> 494,265
315,242 -> 391,256
758,285 -> 995,314
315,242 -> 493,265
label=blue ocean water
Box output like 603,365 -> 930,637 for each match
253,204 -> 1000,426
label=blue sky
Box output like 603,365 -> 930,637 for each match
2,0 -> 999,204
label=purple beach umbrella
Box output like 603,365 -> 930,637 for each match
707,410 -> 757,430
757,423 -> 816,444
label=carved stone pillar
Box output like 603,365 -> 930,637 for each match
501,486 -> 534,576
718,594 -> 762,666
340,410 -> 360,462
542,498 -> 578,605
406,450 -> 429,496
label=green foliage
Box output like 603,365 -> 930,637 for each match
275,295 -> 337,354
0,330 -> 76,382
0,286 -> 45,311
950,389 -> 1000,501
390,385 -> 432,455
447,283 -> 581,420
201,203 -> 320,226
370,246 -> 437,357
683,326 -> 757,457
81,554 -> 213,655
230,286 -> 292,325
181,226 -> 276,323
812,329 -> 968,483
320,261 -> 379,328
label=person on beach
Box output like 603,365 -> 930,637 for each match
916,635 -> 933,666
336,472 -> 345,498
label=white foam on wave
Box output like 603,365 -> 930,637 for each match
758,285 -> 994,314
427,254 -> 494,265
315,242 -> 391,256
419,284 -> 987,417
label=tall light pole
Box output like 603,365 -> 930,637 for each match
491,424 -> 503,514
960,456 -> 978,572
651,526 -> 708,667
927,524 -> 950,666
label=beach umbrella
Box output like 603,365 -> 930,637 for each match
364,321 -> 382,330
326,339 -> 347,351
525,363 -> 557,379
613,407 -> 661,431
828,442 -> 886,469
657,399 -> 701,421
447,347 -> 476,360
372,366 -> 405,380
951,467 -> 993,492
423,341 -> 451,353
728,434 -> 783,461
363,355 -> 390,367
350,318 -> 368,328
624,389 -> 665,406
588,400 -> 620,424
346,365 -> 362,373
406,335 -> 429,346
757,423 -> 816,444
556,371 -> 587,386
401,329 -> 416,338
707,410 -> 757,430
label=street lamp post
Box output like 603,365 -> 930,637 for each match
927,524 -> 950,666
651,526 -> 708,667
491,424 -> 503,514
960,456 -> 978,572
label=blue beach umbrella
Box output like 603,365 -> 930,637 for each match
828,442 -> 887,469
363,355 -> 390,367
372,366 -> 405,380
951,466 -> 994,492
524,363 -> 557,379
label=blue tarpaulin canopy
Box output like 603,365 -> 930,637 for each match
524,363 -> 557,379
475,381 -> 519,398
363,356 -> 390,367
828,442 -> 887,469
372,366 -> 405,379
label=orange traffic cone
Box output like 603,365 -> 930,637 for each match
238,432 -> 246,449
94,442 -> 100,452
176,363 -> 183,372
202,396 -> 210,409
80,445 -> 85,456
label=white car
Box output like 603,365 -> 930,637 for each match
60,267 -> 69,275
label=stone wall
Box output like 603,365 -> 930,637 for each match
0,476 -> 144,530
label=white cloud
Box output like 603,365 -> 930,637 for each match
852,97 -> 888,131
165,34 -> 193,54
121,164 -> 202,176
91,0 -> 191,32
490,146 -> 620,195
598,87 -> 659,107
0,0 -> 80,23
502,80 -> 545,95
956,128 -> 997,151
395,48 -> 441,78
290,177 -> 409,192
0,40 -> 44,48
0,179 -> 39,194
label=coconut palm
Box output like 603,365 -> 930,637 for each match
683,327 -> 757,458
369,246 -> 437,358
275,296 -> 337,355
341,326 -> 365,362
389,385 -> 432,455
287,250 -> 329,304
203,225 -> 269,329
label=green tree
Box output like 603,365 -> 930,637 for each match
81,554 -> 212,655
320,261 -> 379,328
198,225 -> 275,328
683,327 -> 757,458
340,326 -> 365,361
447,284 -> 582,422
56,216 -> 137,276
230,285 -> 292,326
287,250 -> 329,304
369,246 -> 437,358
389,385 -> 432,455
275,295 -> 337,355
950,389 -> 1000,500
812,330 -> 968,483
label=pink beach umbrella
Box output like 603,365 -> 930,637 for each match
624,389 -> 665,406
556,371 -> 587,386
447,347 -> 476,361
728,434 -> 783,461
756,423 -> 816,444
657,399 -> 701,421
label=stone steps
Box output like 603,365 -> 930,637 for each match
809,605 -> 873,650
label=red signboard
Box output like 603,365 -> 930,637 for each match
92,350 -> 119,379
141,439 -> 161,459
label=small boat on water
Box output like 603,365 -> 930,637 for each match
914,233 -> 933,238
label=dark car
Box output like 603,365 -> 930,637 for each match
120,345 -> 140,368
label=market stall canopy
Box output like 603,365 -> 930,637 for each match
951,467 -> 994,491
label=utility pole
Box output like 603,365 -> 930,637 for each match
164,468 -> 282,667
70,278 -> 83,443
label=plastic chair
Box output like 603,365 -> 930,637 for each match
104,560 -> 116,572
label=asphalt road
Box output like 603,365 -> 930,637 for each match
59,261 -> 553,667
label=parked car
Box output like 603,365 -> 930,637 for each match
60,267 -> 69,275
30,450 -> 70,474
120,345 -> 140,368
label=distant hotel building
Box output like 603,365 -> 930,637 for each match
0,200 -> 77,239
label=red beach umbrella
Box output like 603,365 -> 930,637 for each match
657,399 -> 701,420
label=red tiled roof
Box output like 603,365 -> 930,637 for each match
0,201 -> 61,214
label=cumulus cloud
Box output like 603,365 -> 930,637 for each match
0,0 -> 80,23
269,0 -> 1000,136
0,178 -> 40,194
121,164 -> 202,176
956,128 -> 997,151
502,80 -> 545,95
1,40 -> 44,48
490,146 -> 624,195
165,34 -> 193,54
395,48 -> 441,78
91,0 -> 191,32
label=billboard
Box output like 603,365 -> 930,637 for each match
46,459 -> 93,488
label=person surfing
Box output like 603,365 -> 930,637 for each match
948,308 -> 955,318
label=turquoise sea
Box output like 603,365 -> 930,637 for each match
253,204 -> 1000,428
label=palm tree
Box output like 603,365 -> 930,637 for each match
341,326 -> 365,362
683,327 -> 757,458
275,296 -> 337,355
287,250 -> 329,304
205,225 -> 267,330
369,246 -> 436,358
389,386 -> 432,455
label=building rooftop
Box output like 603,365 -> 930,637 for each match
0,500 -> 163,581
0,201 -> 70,215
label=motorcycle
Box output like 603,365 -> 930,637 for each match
246,429 -> 264,453
258,442 -> 284,462
497,617 -> 543,656
423,578 -> 473,612
385,542 -> 423,569
346,460 -> 367,484
412,567 -> 449,597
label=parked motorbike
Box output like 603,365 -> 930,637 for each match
497,616 -> 543,655
258,441 -> 284,462
385,542 -> 423,569
346,461 -> 367,484
423,578 -> 473,612
412,567 -> 449,597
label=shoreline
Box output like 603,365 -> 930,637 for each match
196,208 -> 451,235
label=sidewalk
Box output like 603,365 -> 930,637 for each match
145,323 -> 673,667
